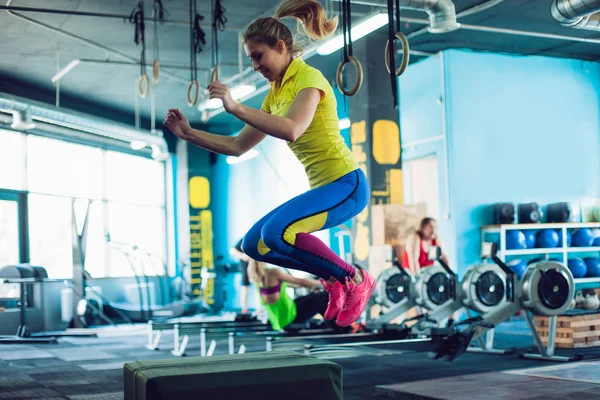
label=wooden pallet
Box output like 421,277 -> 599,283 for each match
535,313 -> 600,348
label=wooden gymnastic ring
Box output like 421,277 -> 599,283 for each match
336,55 -> 363,97
385,32 -> 410,77
187,79 -> 200,107
210,65 -> 219,83
138,73 -> 150,98
152,59 -> 160,83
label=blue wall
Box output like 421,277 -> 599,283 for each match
399,54 -> 457,269
445,50 -> 600,272
399,49 -> 600,275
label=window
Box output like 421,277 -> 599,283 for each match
0,198 -> 20,266
0,129 -> 25,190
28,194 -> 73,278
106,202 -> 166,277
74,199 -> 106,279
27,135 -> 103,199
403,155 -> 440,220
16,133 -> 169,279
105,150 -> 165,207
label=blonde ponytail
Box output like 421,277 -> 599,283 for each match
275,0 -> 337,40
243,1 -> 337,55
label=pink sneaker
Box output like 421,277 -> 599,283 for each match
336,270 -> 376,327
320,278 -> 346,320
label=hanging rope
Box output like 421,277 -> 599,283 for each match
385,0 -> 410,109
210,0 -> 227,83
336,0 -> 363,98
129,1 -> 149,98
152,0 -> 168,83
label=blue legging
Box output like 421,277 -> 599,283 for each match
242,169 -> 369,281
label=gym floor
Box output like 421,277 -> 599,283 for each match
2,320 -> 600,399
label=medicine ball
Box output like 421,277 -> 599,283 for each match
584,258 -> 600,277
594,237 -> 600,247
556,230 -> 572,247
536,230 -> 560,248
506,230 -> 527,250
567,258 -> 588,278
507,259 -> 527,280
572,228 -> 594,247
522,230 -> 537,248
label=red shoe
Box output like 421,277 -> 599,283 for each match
320,278 -> 346,320
336,270 -> 376,327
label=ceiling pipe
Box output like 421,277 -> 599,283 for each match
551,0 -> 600,31
399,0 -> 460,33
334,0 -> 460,33
407,0 -> 504,39
0,113 -> 153,157
0,92 -> 169,161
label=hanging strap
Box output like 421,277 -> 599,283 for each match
187,0 -> 199,106
129,1 -> 149,98
152,0 -> 167,83
385,0 -> 410,109
152,0 -> 169,83
211,0 -> 227,83
387,0 -> 396,108
336,0 -> 363,100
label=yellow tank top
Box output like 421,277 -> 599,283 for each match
261,57 -> 359,189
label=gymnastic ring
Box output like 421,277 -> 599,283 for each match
385,32 -> 410,77
210,65 -> 219,83
187,79 -> 200,107
152,59 -> 160,83
336,55 -> 363,97
138,73 -> 150,98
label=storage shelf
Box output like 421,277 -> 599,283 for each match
503,248 -> 564,256
574,277 -> 600,284
482,222 -> 600,232
573,277 -> 600,290
502,246 -> 600,256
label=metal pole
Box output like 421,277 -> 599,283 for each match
200,328 -> 206,356
228,332 -> 235,355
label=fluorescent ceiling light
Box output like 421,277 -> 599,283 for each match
51,59 -> 81,85
226,149 -> 259,165
317,13 -> 388,56
338,118 -> 351,130
198,84 -> 257,111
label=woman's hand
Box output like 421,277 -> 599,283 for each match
164,109 -> 192,140
208,80 -> 238,114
